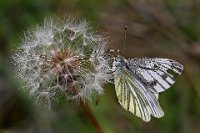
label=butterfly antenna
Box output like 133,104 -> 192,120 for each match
122,26 -> 128,54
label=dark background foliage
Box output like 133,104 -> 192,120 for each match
0,0 -> 200,133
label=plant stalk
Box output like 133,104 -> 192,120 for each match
71,85 -> 103,133
80,99 -> 103,133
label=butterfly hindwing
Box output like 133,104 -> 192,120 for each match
114,68 -> 164,122
114,69 -> 151,122
131,76 -> 164,118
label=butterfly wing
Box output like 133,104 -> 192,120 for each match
113,57 -> 183,121
114,68 -> 164,122
128,58 -> 184,93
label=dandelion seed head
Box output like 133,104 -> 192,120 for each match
13,16 -> 110,106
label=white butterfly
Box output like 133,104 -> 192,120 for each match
111,56 -> 183,122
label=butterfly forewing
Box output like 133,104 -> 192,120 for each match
128,58 -> 184,93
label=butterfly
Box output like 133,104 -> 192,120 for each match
111,55 -> 183,122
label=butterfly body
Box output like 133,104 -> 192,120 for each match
111,56 -> 183,122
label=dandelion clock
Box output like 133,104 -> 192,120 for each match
12,16 -> 110,108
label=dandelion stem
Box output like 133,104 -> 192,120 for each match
71,86 -> 103,133
80,99 -> 103,133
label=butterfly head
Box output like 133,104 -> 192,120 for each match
111,56 -> 129,72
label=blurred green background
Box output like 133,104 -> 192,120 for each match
0,0 -> 200,133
